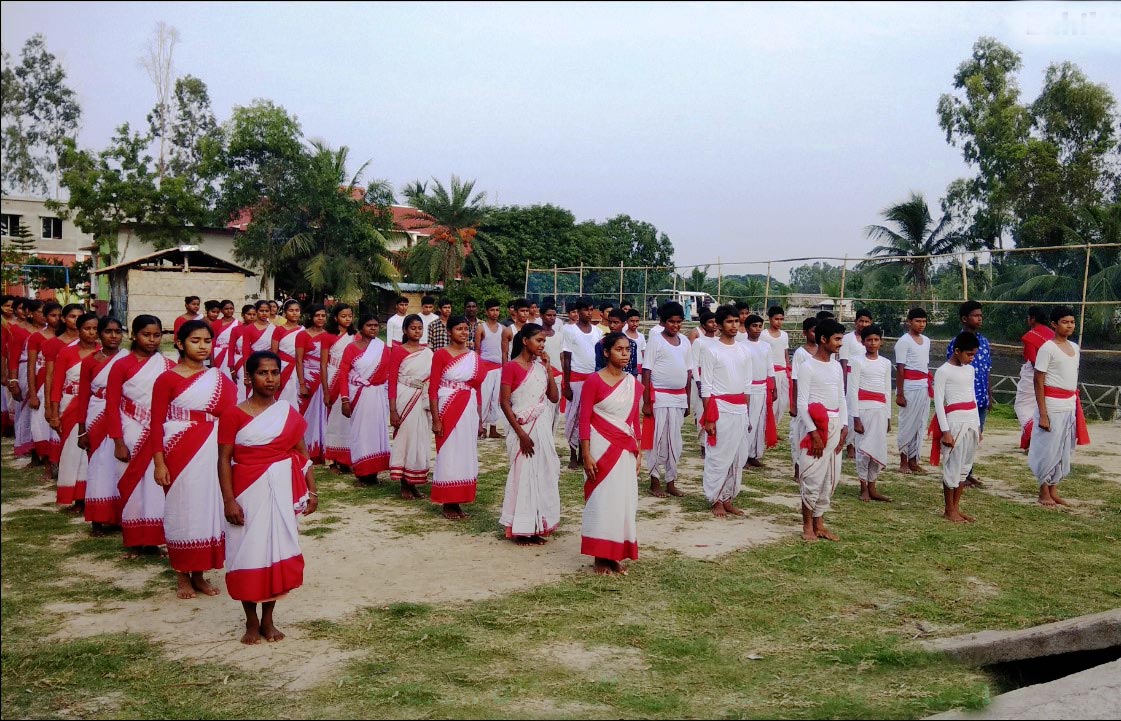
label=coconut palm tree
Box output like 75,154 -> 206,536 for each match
860,192 -> 965,295
401,175 -> 492,286
278,141 -> 397,303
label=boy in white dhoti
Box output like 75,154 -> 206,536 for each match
895,308 -> 932,475
1015,306 -> 1053,450
561,299 -> 603,469
848,324 -> 892,502
688,310 -> 718,449
742,315 -> 776,467
476,299 -> 510,439
839,309 -> 872,458
761,306 -> 790,428
795,319 -> 847,541
699,306 -> 753,517
642,302 -> 691,498
933,332 -> 981,522
1029,306 -> 1089,507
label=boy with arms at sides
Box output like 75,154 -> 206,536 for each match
789,317 -> 818,479
933,331 -> 981,523
689,310 -> 718,449
895,307 -> 931,475
848,324 -> 892,502
386,296 -> 409,349
1014,306 -> 1053,450
624,309 -> 646,372
477,299 -> 510,440
699,306 -> 753,517
742,314 -> 776,468
417,296 -> 438,346
761,306 -> 791,425
839,309 -> 873,458
1029,306 -> 1089,507
795,319 -> 847,541
946,300 -> 992,487
642,302 -> 691,498
561,299 -> 604,469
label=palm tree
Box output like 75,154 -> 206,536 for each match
401,175 -> 491,286
861,192 -> 964,295
681,266 -> 713,293
279,142 -> 397,304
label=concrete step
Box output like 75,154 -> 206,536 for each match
921,609 -> 1121,665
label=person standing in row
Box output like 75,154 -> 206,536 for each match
761,306 -> 790,427
1029,306 -> 1089,507
211,300 -> 239,380
4,299 -> 35,459
476,299 -> 509,440
839,309 -> 873,459
499,323 -> 561,544
272,299 -> 305,405
847,324 -> 892,503
151,320 -> 237,598
430,316 -> 493,519
561,300 -> 603,470
426,298 -> 453,352
932,331 -> 980,523
339,314 -> 391,486
26,301 -> 64,478
173,296 -> 203,335
385,296 -> 409,349
239,300 -> 279,401
218,350 -> 318,645
106,315 -> 176,557
1015,306 -> 1053,450
795,319 -> 847,542
699,306 -> 752,517
227,304 -> 256,395
323,304 -> 356,473
688,310 -> 717,448
642,302 -> 691,498
388,314 -> 433,498
945,301 -> 992,487
741,314 -> 776,468
789,317 -> 818,479
50,312 -> 100,510
624,309 -> 646,372
580,332 -> 642,575
76,317 -> 126,535
895,308 -> 932,475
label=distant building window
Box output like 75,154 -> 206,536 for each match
41,217 -> 63,240
1,213 -> 20,236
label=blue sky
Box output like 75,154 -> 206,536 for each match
3,2 -> 1118,275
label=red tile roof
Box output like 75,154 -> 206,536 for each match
223,192 -> 436,237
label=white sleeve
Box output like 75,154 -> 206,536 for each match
836,364 -> 848,426
644,336 -> 661,374
934,366 -> 949,430
699,345 -> 716,398
847,358 -> 861,416
882,358 -> 893,401
1033,342 -> 1052,373
894,336 -> 909,368
797,360 -> 811,420
561,326 -> 571,355
743,349 -> 754,395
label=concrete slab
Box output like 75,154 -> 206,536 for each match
929,658 -> 1121,720
921,609 -> 1121,665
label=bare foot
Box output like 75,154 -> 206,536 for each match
897,463 -> 912,475
260,620 -> 285,642
815,526 -> 840,541
612,561 -> 628,576
529,535 -> 548,545
846,445 -> 855,460
121,549 -> 141,560
722,501 -> 745,516
568,458 -> 581,470
514,536 -> 535,546
960,512 -> 976,523
442,507 -> 460,520
240,620 -> 262,645
746,458 -> 764,468
1049,488 -> 1071,506
942,511 -> 969,523
488,428 -> 502,439
401,488 -> 415,499
868,487 -> 892,502
859,490 -> 872,502
908,461 -> 927,475
712,503 -> 726,518
801,527 -> 818,542
190,573 -> 220,596
176,573 -> 197,599
90,523 -> 111,537
665,482 -> 684,497
650,478 -> 667,498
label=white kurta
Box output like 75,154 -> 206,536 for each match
642,333 -> 691,482
562,323 -> 603,451
847,354 -> 893,484
1028,340 -> 1081,486
796,357 -> 847,517
699,340 -> 753,504
933,362 -> 980,489
761,328 -> 790,421
895,333 -> 932,460
743,338 -> 774,459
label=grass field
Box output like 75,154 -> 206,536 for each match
2,411 -> 1119,720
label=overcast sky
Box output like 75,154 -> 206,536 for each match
3,2 -> 1118,275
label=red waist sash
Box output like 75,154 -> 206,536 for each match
904,369 -> 934,399
799,403 -> 836,451
857,389 -> 887,404
700,394 -> 748,447
1044,386 -> 1090,446
928,401 -> 978,465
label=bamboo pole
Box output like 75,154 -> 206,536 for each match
619,261 -> 624,304
643,268 -> 648,319
838,255 -> 847,322
523,259 -> 530,297
717,256 -> 723,304
1078,244 -> 1091,347
579,262 -> 584,296
553,264 -> 557,305
961,252 -> 969,300
764,261 -> 772,310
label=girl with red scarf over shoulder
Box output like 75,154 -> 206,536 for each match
50,312 -> 100,510
294,304 -> 332,463
25,301 -> 64,477
151,320 -> 237,599
76,316 -> 127,535
210,300 -> 239,380
387,314 -> 433,498
218,350 -> 318,645
271,299 -> 305,405
338,313 -> 391,485
105,315 -> 176,556
579,332 -> 643,576
322,304 -> 356,472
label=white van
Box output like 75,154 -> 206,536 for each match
654,290 -> 718,321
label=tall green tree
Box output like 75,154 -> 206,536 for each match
1,34 -> 81,197
480,204 -> 606,291
149,74 -> 223,200
861,192 -> 963,295
401,176 -> 492,286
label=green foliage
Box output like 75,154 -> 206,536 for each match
861,192 -> 964,294
440,276 -> 515,316
788,262 -> 843,294
401,176 -> 491,286
938,37 -> 1119,250
481,204 -> 597,290
217,102 -> 396,302
148,74 -> 224,201
0,34 -> 81,197
1,221 -> 35,286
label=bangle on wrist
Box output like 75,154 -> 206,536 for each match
308,491 -> 318,497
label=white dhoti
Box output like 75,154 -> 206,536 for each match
644,406 -> 685,481
702,414 -> 749,503
1028,410 -> 1076,486
854,405 -> 889,484
744,393 -> 768,460
897,387 -> 930,460
798,417 -> 842,517
564,379 -> 587,451
480,367 -> 502,427
1014,361 -> 1036,441
940,420 -> 979,489
773,369 -> 790,422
